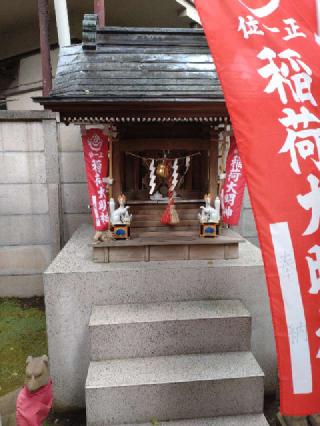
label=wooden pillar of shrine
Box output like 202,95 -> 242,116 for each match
112,133 -> 121,198
209,127 -> 219,198
37,0 -> 53,96
94,0 -> 105,28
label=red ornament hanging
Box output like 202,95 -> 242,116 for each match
160,160 -> 180,226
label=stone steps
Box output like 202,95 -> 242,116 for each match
85,352 -> 264,425
89,300 -> 251,360
115,414 -> 269,426
45,225 -> 274,415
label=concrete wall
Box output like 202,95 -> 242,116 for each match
4,50 -> 59,111
0,113 -> 92,297
237,188 -> 258,247
0,112 -> 60,297
0,115 -> 96,297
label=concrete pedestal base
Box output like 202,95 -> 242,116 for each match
44,225 -> 276,410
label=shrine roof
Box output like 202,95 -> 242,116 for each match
36,15 -> 227,123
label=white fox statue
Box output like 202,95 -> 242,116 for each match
198,194 -> 221,224
109,194 -> 132,226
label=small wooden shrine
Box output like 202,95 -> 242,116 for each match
37,15 -> 243,262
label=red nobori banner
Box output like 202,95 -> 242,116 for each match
195,0 -> 320,416
82,128 -> 109,231
221,137 -> 246,225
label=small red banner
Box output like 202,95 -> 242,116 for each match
82,128 -> 109,231
221,137 -> 246,225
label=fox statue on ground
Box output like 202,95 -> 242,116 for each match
0,355 -> 52,426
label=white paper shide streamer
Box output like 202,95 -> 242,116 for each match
170,159 -> 179,191
149,159 -> 156,194
185,156 -> 191,173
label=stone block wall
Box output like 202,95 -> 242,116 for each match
58,124 -> 91,243
0,112 -> 59,297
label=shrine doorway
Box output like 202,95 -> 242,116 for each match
113,123 -> 217,202
112,122 -> 218,234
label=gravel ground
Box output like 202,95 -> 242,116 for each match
265,394 -> 279,425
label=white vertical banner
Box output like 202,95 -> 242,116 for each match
317,0 -> 320,36
270,222 -> 312,394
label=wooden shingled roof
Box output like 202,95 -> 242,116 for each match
37,14 -> 227,123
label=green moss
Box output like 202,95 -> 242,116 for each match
0,298 -> 48,397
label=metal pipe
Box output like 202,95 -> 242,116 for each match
54,0 -> 71,47
37,0 -> 53,96
94,0 -> 105,28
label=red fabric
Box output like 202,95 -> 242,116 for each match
16,381 -> 53,426
221,137 -> 246,225
82,129 -> 109,231
195,0 -> 320,416
161,161 -> 175,225
160,202 -> 172,225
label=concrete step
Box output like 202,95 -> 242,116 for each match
115,414 -> 269,426
45,225 -> 275,410
89,300 -> 251,360
86,352 -> 264,425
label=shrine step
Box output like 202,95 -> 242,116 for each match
85,352 -> 264,425
113,414 -> 269,426
132,219 -> 199,227
89,300 -> 251,361
133,211 -> 199,220
92,229 -> 243,263
131,225 -> 199,233
131,229 -> 198,238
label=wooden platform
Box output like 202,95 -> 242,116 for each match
91,229 -> 243,263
